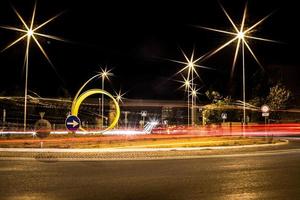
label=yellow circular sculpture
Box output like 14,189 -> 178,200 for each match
71,89 -> 120,133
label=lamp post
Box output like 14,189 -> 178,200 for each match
101,75 -> 105,128
114,90 -> 125,129
191,87 -> 199,126
170,49 -> 211,126
198,3 -> 276,127
99,68 -> 113,129
188,62 -> 195,126
0,2 -> 64,130
181,77 -> 191,126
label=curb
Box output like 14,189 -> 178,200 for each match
0,139 -> 288,153
1,144 -> 299,162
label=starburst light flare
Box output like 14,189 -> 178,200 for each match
114,90 -> 126,103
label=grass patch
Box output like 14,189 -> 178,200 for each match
0,135 -> 281,149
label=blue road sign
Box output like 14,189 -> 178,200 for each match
65,115 -> 80,131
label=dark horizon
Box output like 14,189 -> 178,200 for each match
0,0 -> 299,100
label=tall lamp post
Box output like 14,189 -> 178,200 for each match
191,87 -> 199,125
0,2 -> 64,130
198,3 -> 276,126
115,90 -> 125,128
170,49 -> 211,126
178,75 -> 191,126
99,68 -> 113,128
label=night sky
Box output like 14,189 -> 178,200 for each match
0,0 -> 299,100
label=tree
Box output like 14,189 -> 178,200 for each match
266,83 -> 291,110
203,90 -> 233,124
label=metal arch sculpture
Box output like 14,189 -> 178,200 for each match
71,89 -> 120,133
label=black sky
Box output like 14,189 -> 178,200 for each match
0,0 -> 299,100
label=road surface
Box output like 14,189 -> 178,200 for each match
1,140 -> 300,200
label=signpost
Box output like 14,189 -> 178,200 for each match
261,105 -> 270,125
141,111 -> 147,127
221,112 -> 227,123
261,104 -> 270,139
65,115 -> 81,132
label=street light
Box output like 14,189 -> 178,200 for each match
191,87 -> 200,125
170,48 -> 212,126
177,75 -> 191,126
114,89 -> 126,128
114,90 -> 126,104
99,67 -> 113,128
0,2 -> 64,130
198,3 -> 277,126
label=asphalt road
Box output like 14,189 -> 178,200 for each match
1,141 -> 300,200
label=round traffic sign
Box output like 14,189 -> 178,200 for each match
65,115 -> 81,131
261,105 -> 270,113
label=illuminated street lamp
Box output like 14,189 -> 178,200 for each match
170,49 -> 211,126
177,75 -> 191,126
114,90 -> 126,104
99,67 -> 113,128
198,3 -> 277,125
114,90 -> 126,128
191,87 -> 200,125
0,2 -> 64,130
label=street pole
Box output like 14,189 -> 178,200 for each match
124,111 -> 129,129
98,97 -> 101,128
242,41 -> 246,126
187,89 -> 190,127
264,116 -> 267,125
191,69 -> 194,126
101,76 -> 104,129
3,109 -> 6,124
24,36 -> 30,131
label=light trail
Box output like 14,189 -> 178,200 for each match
1,123 -> 300,138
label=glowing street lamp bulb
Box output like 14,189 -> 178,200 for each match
185,80 -> 190,86
237,31 -> 245,39
192,90 -> 197,96
28,29 -> 34,37
114,90 -> 126,103
188,62 -> 194,68
99,68 -> 113,80
116,95 -> 121,101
